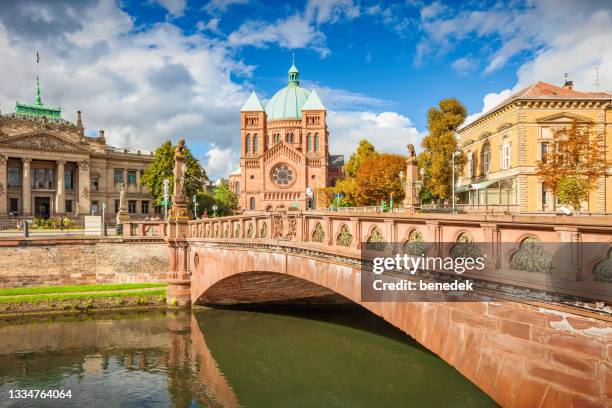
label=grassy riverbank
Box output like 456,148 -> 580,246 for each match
0,283 -> 167,316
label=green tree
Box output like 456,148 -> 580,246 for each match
141,140 -> 208,206
344,139 -> 378,177
213,179 -> 238,216
537,122 -> 609,213
354,153 -> 405,206
418,98 -> 467,201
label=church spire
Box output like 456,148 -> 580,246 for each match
35,76 -> 42,106
288,53 -> 300,86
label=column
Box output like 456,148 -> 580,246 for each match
78,161 -> 91,215
21,157 -> 32,216
56,160 -> 65,214
136,168 -> 141,193
0,155 -> 7,215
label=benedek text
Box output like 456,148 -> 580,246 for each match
372,279 -> 474,291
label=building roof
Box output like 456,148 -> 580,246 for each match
15,76 -> 62,122
240,90 -> 265,112
329,154 -> 344,167
265,62 -> 310,120
302,88 -> 325,110
462,81 -> 612,130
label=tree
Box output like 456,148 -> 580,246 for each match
213,179 -> 238,216
344,139 -> 378,178
141,140 -> 208,206
537,122 -> 609,213
417,98 -> 467,201
354,153 -> 405,206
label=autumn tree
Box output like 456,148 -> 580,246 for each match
142,140 -> 208,207
354,153 -> 405,206
537,122 -> 609,213
418,98 -> 467,201
334,139 -> 379,205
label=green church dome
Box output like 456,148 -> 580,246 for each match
265,63 -> 310,121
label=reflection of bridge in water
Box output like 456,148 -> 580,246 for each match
126,209 -> 612,408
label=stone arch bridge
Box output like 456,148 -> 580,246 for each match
125,211 -> 612,408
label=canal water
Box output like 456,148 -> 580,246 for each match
0,307 -> 497,407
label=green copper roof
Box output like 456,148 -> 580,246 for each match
15,76 -> 62,121
265,62 -> 310,120
240,90 -> 264,112
302,88 -> 325,110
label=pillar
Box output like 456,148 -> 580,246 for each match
78,161 -> 91,215
0,155 -> 7,215
21,157 -> 31,215
56,160 -> 65,214
554,226 -> 581,281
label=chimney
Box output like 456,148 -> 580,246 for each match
76,110 -> 83,127
98,129 -> 106,143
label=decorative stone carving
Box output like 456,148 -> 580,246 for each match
511,236 -> 552,273
450,232 -> 481,259
145,226 -> 157,237
247,222 -> 254,238
365,227 -> 385,251
311,222 -> 325,243
260,222 -> 268,238
593,252 -> 612,282
224,224 -> 229,238
336,224 -> 352,247
403,230 -> 427,256
0,133 -> 86,153
214,225 -> 220,238
273,217 -> 283,238
284,217 -> 297,240
81,187 -> 89,199
234,223 -> 241,238
79,161 -> 89,170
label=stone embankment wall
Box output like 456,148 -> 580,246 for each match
0,238 -> 168,287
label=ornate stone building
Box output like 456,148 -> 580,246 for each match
230,62 -> 343,211
457,80 -> 612,213
0,78 -> 155,223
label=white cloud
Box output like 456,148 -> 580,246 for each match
204,0 -> 249,15
151,0 -> 187,16
327,110 -> 425,160
451,56 -> 477,75
196,18 -> 220,33
203,145 -> 238,179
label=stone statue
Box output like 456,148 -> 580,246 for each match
116,181 -> 130,224
168,139 -> 190,221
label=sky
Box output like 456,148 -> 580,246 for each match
0,0 -> 611,179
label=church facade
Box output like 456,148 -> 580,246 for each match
230,62 -> 343,211
0,78 -> 155,224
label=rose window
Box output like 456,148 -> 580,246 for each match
271,164 -> 294,186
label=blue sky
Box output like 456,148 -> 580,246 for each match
0,0 -> 610,178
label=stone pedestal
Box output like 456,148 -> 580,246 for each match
56,160 -> 65,214
78,161 -> 90,215
115,184 -> 130,224
0,155 -> 7,215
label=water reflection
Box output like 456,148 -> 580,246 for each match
0,307 -> 497,407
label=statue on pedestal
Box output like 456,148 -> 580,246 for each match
168,139 -> 191,222
116,182 -> 130,224
402,144 -> 422,208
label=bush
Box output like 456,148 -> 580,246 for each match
30,217 -> 76,229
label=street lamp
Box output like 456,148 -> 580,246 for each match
212,204 -> 218,217
192,194 -> 198,219
451,150 -> 461,214
163,179 -> 170,221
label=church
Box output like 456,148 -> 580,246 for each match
230,61 -> 344,211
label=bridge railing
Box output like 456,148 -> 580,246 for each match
122,221 -> 167,238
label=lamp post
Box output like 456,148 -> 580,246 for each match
192,194 -> 198,219
452,151 -> 461,214
212,204 -> 218,217
163,179 -> 169,221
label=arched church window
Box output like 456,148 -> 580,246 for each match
307,134 -> 312,152
249,197 -> 256,210
235,182 -> 240,195
314,133 -> 320,152
245,134 -> 251,154
253,135 -> 258,152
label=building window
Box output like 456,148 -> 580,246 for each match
482,145 -> 490,175
7,167 -> 20,187
467,151 -> 473,179
127,170 -> 137,185
114,169 -> 124,184
314,133 -> 320,152
540,142 -> 549,163
502,137 -> 510,170
128,200 -> 137,214
9,198 -> 18,214
65,200 -> 73,213
91,178 -> 99,191
141,201 -> 149,214
114,199 -> 120,213
541,184 -> 548,208
245,134 -> 251,154
307,134 -> 312,152
253,134 -> 258,152
235,181 -> 240,195
64,170 -> 73,190
249,197 -> 256,210
46,169 -> 53,189
91,201 -> 99,214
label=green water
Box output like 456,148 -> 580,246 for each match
0,307 -> 497,407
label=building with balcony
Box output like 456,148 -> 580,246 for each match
0,78 -> 155,223
457,80 -> 612,214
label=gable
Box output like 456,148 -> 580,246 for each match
262,141 -> 304,165
535,112 -> 594,124
0,132 -> 90,154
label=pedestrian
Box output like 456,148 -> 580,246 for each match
59,216 -> 64,231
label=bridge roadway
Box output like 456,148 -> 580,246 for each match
126,211 -> 612,408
